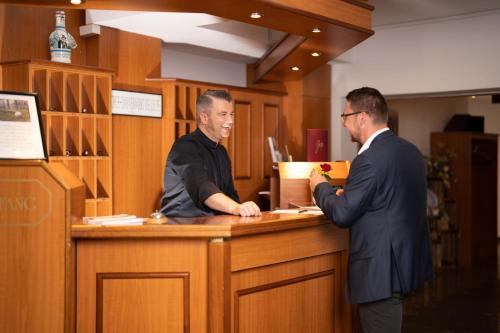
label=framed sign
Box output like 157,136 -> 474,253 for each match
0,91 -> 47,160
112,89 -> 162,118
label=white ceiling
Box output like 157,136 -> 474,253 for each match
371,0 -> 500,27
85,0 -> 500,63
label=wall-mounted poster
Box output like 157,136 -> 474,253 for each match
112,89 -> 162,118
0,91 -> 47,159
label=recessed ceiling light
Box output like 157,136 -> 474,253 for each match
311,52 -> 321,57
250,12 -> 262,19
290,66 -> 300,71
70,0 -> 85,4
312,27 -> 321,33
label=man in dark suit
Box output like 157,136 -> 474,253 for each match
309,87 -> 433,333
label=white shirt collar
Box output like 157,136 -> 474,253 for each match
358,127 -> 390,155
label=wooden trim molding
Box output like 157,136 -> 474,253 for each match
146,77 -> 288,96
95,272 -> 190,333
0,58 -> 116,75
341,0 -> 375,11
208,239 -> 231,333
233,269 -> 335,332
253,34 -> 306,83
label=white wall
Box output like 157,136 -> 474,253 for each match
388,97 -> 467,156
161,45 -> 247,87
331,10 -> 500,161
331,10 -> 500,235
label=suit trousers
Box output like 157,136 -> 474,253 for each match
358,294 -> 403,333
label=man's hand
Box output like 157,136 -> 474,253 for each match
309,169 -> 328,192
232,201 -> 262,217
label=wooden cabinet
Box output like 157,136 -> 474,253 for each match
1,60 -> 113,216
431,132 -> 498,266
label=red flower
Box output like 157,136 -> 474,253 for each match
320,163 -> 331,172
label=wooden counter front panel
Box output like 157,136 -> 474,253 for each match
230,224 -> 350,333
230,223 -> 348,271
232,254 -> 341,333
76,239 -> 207,333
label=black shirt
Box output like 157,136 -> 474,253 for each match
160,128 -> 240,217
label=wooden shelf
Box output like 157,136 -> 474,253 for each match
1,60 -> 113,216
172,83 -> 211,139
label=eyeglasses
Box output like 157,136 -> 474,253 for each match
340,111 -> 364,119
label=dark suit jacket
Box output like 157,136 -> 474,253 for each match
314,130 -> 434,304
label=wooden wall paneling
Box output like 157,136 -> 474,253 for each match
232,100 -> 252,179
302,64 -> 331,144
283,80 -> 305,161
228,89 -> 283,206
263,104 -> 280,178
1,64 -> 29,92
113,30 -> 162,86
229,90 -> 263,203
0,5 -> 87,64
282,64 -> 331,161
85,28 -> 165,216
161,83 -> 177,188
85,26 -> 119,70
112,115 -> 165,215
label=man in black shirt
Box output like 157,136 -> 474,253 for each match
160,90 -> 261,217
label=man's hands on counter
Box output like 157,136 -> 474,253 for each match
232,201 -> 262,217
204,193 -> 261,217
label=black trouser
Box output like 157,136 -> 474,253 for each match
358,294 -> 404,333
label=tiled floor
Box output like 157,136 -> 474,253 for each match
402,259 -> 499,332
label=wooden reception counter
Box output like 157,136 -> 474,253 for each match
72,213 -> 350,333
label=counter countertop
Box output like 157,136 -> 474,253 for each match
71,212 -> 329,239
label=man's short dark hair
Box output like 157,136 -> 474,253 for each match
196,90 -> 232,115
346,87 -> 388,124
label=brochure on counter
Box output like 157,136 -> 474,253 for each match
83,214 -> 144,226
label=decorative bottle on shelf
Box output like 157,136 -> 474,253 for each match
48,11 -> 77,63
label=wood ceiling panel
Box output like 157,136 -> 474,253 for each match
2,0 -> 373,83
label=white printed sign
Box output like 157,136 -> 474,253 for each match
112,90 -> 162,118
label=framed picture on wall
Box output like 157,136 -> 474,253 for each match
0,91 -> 47,160
111,89 -> 162,118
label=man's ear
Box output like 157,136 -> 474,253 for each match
199,112 -> 208,125
357,112 -> 367,128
